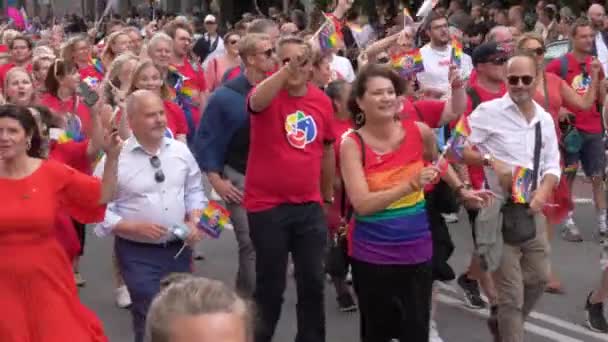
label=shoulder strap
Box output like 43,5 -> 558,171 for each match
466,87 -> 481,111
531,121 -> 542,192
542,75 -> 550,111
559,55 -> 568,80
341,130 -> 365,220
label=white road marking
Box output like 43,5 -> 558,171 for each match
439,284 -> 608,341
438,294 -> 584,342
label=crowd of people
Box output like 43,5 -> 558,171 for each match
3,0 -> 608,341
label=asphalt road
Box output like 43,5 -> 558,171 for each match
79,177 -> 608,342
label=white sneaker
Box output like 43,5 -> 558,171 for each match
115,285 -> 132,308
429,320 -> 444,342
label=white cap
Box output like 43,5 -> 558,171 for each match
204,14 -> 216,23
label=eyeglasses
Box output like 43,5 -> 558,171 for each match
149,156 -> 165,183
507,75 -> 535,86
522,47 -> 545,56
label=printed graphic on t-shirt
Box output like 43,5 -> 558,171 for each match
571,73 -> 591,95
83,76 -> 100,89
284,110 -> 317,149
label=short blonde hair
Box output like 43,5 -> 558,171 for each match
147,32 -> 173,55
237,33 -> 270,61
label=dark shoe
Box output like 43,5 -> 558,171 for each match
586,292 -> 608,333
487,305 -> 499,342
337,293 -> 357,312
457,274 -> 486,309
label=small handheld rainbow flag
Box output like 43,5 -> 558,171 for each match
391,49 -> 424,78
318,17 -> 342,52
196,201 -> 231,238
91,58 -> 104,75
512,166 -> 534,204
445,115 -> 471,162
451,39 -> 463,67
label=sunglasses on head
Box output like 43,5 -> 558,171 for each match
507,75 -> 534,86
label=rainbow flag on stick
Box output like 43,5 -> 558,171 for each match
91,58 -> 104,75
512,166 -> 534,204
196,201 -> 231,238
317,16 -> 342,52
444,115 -> 471,162
391,49 -> 424,78
451,39 -> 463,67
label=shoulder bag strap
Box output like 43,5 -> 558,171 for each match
542,74 -> 550,111
341,130 -> 365,221
531,121 -> 542,193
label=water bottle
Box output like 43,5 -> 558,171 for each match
168,223 -> 190,240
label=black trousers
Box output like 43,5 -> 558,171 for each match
248,202 -> 327,342
72,219 -> 86,256
351,259 -> 433,342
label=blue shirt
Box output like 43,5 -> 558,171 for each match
194,74 -> 252,174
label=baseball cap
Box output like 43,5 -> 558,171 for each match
472,42 -> 511,66
204,14 -> 216,23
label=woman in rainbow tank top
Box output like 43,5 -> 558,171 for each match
340,64 -> 490,341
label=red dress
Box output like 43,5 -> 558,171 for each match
0,160 -> 108,342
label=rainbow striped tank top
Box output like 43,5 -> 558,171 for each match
347,120 -> 432,265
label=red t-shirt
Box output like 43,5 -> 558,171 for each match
164,100 -> 189,138
79,65 -> 104,89
244,84 -> 336,212
39,93 -> 92,137
546,53 -> 604,134
49,140 -> 92,175
0,62 -> 33,89
400,98 -> 445,128
172,58 -> 207,126
454,81 -> 507,190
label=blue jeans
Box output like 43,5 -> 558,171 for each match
115,237 -> 192,342
248,202 -> 327,342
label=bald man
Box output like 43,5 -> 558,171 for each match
588,4 -> 608,74
94,90 -> 207,342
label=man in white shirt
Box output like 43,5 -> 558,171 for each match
94,90 -> 207,342
464,54 -> 560,342
417,11 -> 473,99
588,4 -> 608,75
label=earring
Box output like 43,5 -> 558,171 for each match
355,112 -> 365,126
26,140 -> 31,151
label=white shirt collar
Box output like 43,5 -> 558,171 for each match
125,136 -> 172,154
499,93 -> 542,126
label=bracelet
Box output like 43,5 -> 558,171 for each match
323,197 -> 334,205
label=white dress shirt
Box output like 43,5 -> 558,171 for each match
467,93 -> 561,190
329,54 -> 356,83
93,136 -> 207,243
596,32 -> 608,75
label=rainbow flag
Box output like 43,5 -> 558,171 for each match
318,17 -> 341,52
55,130 -> 84,144
391,49 -> 424,77
167,65 -> 196,140
91,58 -> 104,75
196,201 -> 231,238
512,166 -> 534,204
451,39 -> 463,67
445,115 -> 471,162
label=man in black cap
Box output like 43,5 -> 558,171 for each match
454,42 -> 509,333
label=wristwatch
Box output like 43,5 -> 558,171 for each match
482,153 -> 493,167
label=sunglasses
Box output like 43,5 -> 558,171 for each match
490,57 -> 508,65
258,48 -> 274,58
523,47 -> 545,56
377,56 -> 390,64
149,156 -> 165,183
228,39 -> 239,45
281,56 -> 310,67
507,75 -> 534,86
